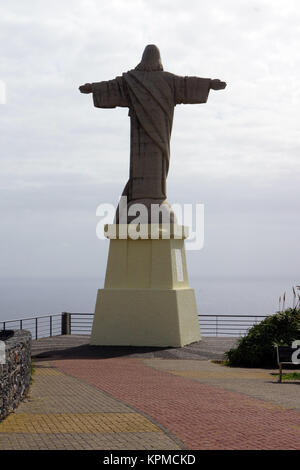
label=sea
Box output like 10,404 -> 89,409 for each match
0,276 -> 297,323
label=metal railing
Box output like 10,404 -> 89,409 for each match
198,314 -> 267,337
1,314 -> 62,340
69,313 -> 94,335
0,312 -> 268,338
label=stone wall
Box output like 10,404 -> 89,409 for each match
0,330 -> 32,422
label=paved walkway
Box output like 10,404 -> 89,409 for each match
1,336 -> 300,450
0,361 -> 182,450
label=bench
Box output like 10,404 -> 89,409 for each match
276,345 -> 300,383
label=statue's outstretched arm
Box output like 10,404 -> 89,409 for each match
210,79 -> 227,90
79,83 -> 92,94
79,78 -> 129,108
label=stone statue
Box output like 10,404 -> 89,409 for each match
79,45 -> 226,223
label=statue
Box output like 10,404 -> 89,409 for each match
79,45 -> 226,223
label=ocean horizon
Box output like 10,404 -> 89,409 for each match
0,276 -> 298,323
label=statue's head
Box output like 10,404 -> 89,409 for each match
135,45 -> 163,72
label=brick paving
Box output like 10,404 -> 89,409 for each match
0,432 -> 175,450
1,336 -> 300,450
144,359 -> 300,410
0,361 -> 181,450
0,412 -> 161,434
54,357 -> 300,450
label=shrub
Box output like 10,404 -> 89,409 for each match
225,309 -> 300,368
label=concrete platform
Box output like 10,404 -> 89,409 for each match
31,335 -> 238,360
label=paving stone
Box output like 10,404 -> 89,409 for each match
144,359 -> 300,411
3,335 -> 300,450
54,356 -> 300,450
0,412 -> 161,433
0,432 -> 177,450
0,360 -> 181,450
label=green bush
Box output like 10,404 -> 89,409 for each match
225,309 -> 300,367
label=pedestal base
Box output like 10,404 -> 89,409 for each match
90,224 -> 201,347
90,287 -> 201,347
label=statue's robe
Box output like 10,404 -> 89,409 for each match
91,70 -> 211,221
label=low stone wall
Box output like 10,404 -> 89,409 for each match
0,330 -> 32,422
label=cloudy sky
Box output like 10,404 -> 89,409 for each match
1,0 -> 299,296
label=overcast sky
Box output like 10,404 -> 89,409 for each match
1,0 -> 300,288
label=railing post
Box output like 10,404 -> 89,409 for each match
50,315 -> 52,337
35,318 -> 38,340
61,312 -> 71,335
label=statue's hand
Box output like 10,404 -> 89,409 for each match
79,83 -> 92,94
210,79 -> 227,90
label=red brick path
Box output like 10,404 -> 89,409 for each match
54,358 -> 300,450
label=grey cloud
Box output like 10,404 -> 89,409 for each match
0,0 -> 299,282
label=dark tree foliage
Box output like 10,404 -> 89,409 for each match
225,309 -> 300,367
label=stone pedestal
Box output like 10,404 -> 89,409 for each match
90,224 -> 201,347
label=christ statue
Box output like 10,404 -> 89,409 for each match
79,44 -> 226,223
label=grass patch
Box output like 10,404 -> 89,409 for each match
211,360 -> 230,366
274,372 -> 300,381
